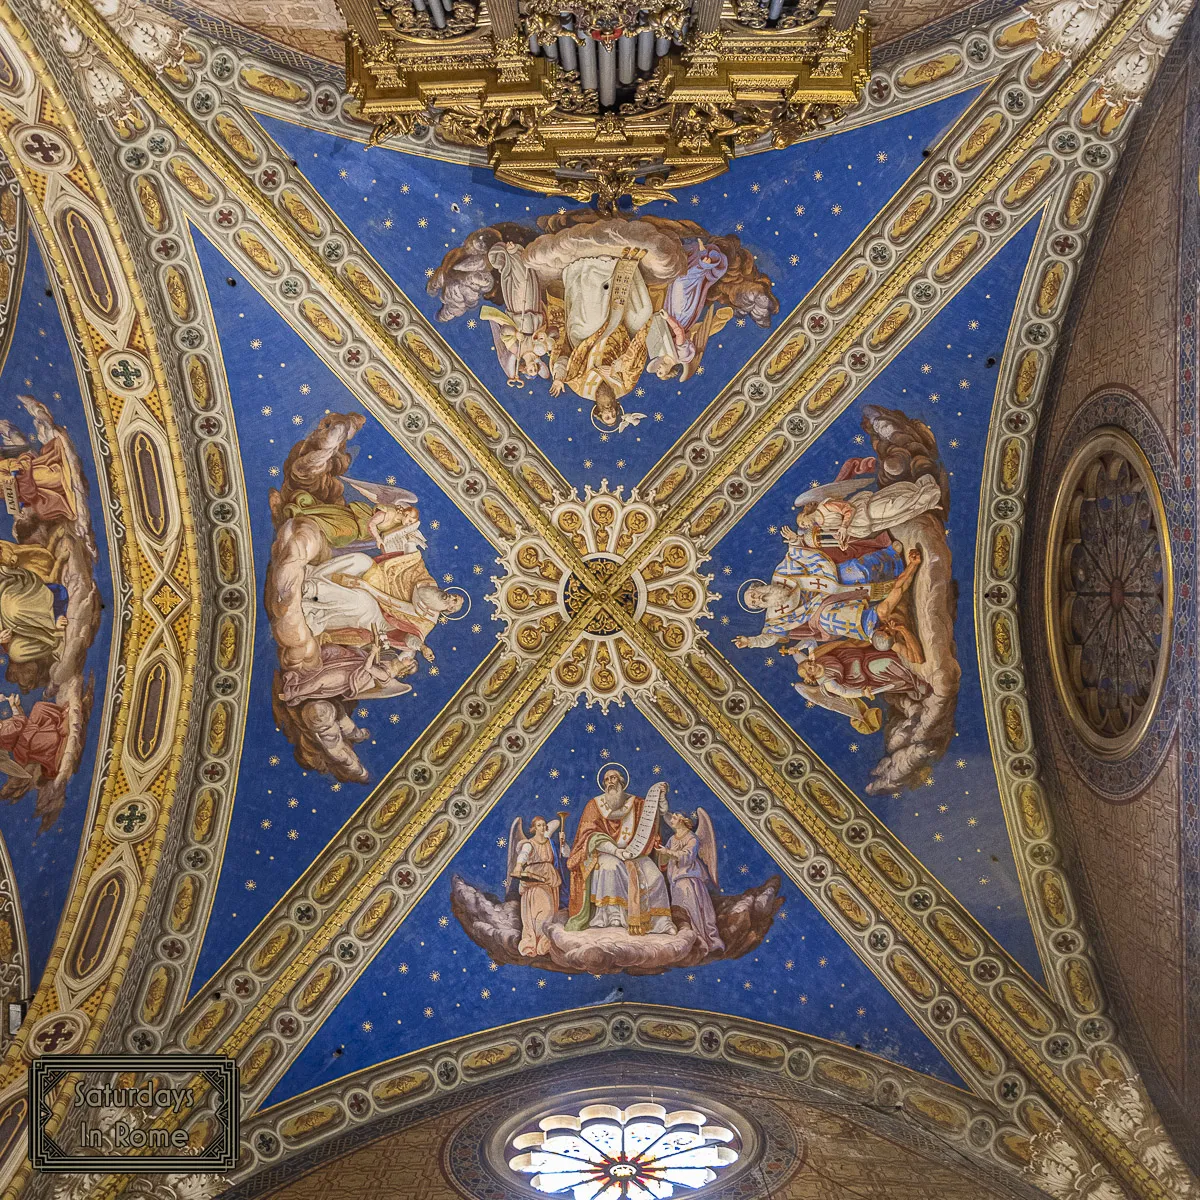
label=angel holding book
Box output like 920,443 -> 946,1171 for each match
507,815 -> 563,957
660,809 -> 724,955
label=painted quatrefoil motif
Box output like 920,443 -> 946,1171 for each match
489,484 -> 716,709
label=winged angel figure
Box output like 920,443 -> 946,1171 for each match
452,769 -> 782,976
734,405 -> 960,793
427,210 -> 778,434
264,414 -> 464,783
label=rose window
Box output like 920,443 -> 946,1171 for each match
1047,428 -> 1172,757
508,1101 -> 740,1198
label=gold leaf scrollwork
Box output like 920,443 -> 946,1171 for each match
653,690 -> 689,728
804,778 -> 850,823
1063,174 -> 1096,228
766,814 -> 809,860
707,749 -> 749,793
1038,870 -> 1069,926
1064,958 -> 1097,1012
991,613 -> 1013,663
827,264 -> 868,312
814,1059 -> 873,1094
991,527 -> 1013,576
423,432 -> 464,476
281,189 -> 321,237
168,158 -> 215,205
652,463 -> 688,503
483,498 -> 517,540
235,229 -> 282,277
344,262 -> 384,308
364,366 -> 405,410
866,842 -> 914,889
955,112 -> 1003,168
300,299 -> 344,345
140,966 -> 170,1022
806,370 -> 848,415
484,659 -> 518,698
999,439 -> 1021,492
313,853 -> 354,902
889,192 -> 933,240
1003,154 -> 1055,207
765,334 -> 807,378
888,949 -> 935,1001
186,355 -> 213,409
430,720 -> 466,764
296,963 -> 339,1014
828,881 -> 870,929
1001,697 -> 1026,751
135,176 -> 166,232
952,1024 -> 1001,1076
998,981 -> 1051,1034
413,819 -> 452,866
469,754 -> 504,795
707,400 -> 746,443
465,399 -> 500,441
1036,261 -> 1066,316
403,330 -> 444,373
280,1106 -> 339,1141
639,1020 -> 695,1045
725,1033 -> 784,1064
241,1038 -> 279,1086
184,998 -> 231,1049
746,434 -> 786,479
869,303 -> 913,350
192,788 -> 217,841
896,53 -> 961,89
372,785 -> 414,832
1018,783 -> 1046,838
354,892 -> 396,939
214,114 -> 258,164
169,876 -> 196,932
250,925 -> 296,973
690,500 -> 726,535
463,1043 -> 519,1073
934,231 -> 981,281
372,1070 -> 432,1105
928,910 -> 980,959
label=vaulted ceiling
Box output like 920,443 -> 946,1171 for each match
0,0 -> 1193,1197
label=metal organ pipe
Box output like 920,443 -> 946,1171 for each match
598,40 -> 617,106
617,32 -> 634,83
557,33 -> 578,69
636,28 -> 654,70
578,33 -> 599,90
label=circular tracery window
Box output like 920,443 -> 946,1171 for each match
508,1101 -> 741,1198
1046,428 -> 1172,759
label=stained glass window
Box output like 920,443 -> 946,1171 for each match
507,1101 -> 740,1199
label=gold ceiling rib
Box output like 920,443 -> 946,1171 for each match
630,80 -> 1008,535
56,0 -> 606,600
80,611 -> 591,1193
604,0 -> 1159,594
32,4 -> 1192,1200
0,11 -> 205,1198
614,620 -> 1170,1198
244,1001 -> 1032,1191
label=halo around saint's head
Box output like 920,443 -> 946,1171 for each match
441,586 -> 472,620
596,762 -> 630,791
737,579 -> 767,613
